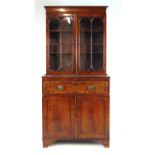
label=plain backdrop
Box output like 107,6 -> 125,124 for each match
0,0 -> 155,154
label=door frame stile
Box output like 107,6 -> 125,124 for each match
74,96 -> 77,138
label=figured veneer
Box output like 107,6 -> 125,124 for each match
42,6 -> 110,148
43,80 -> 109,95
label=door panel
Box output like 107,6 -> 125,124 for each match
77,96 -> 106,138
77,15 -> 105,75
47,14 -> 75,75
43,96 -> 74,138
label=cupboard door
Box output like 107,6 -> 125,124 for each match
43,96 -> 74,138
76,96 -> 106,138
47,15 -> 75,74
78,15 -> 105,75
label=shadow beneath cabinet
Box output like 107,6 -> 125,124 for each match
49,140 -> 102,146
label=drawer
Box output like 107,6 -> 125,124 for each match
43,81 -> 76,95
76,81 -> 109,94
43,81 -> 109,95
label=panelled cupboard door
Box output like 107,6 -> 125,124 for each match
47,14 -> 76,75
76,96 -> 106,138
43,96 -> 75,138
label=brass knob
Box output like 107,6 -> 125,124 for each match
56,85 -> 64,90
87,85 -> 95,91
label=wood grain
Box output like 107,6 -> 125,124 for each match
76,96 -> 106,138
43,96 -> 75,139
42,6 -> 110,148
43,80 -> 109,95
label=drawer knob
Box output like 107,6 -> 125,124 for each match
87,85 -> 95,91
56,85 -> 64,90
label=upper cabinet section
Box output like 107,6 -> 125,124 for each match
45,6 -> 107,76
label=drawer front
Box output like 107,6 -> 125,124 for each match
43,81 -> 109,95
43,81 -> 75,95
77,81 -> 109,94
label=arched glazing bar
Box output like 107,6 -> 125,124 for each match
92,17 -> 103,71
79,17 -> 91,71
60,17 -> 73,71
79,16 -> 104,71
48,16 -> 73,71
48,17 -> 60,70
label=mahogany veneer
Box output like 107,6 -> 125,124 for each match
42,6 -> 110,148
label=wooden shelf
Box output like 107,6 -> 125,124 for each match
80,30 -> 103,32
80,43 -> 103,45
93,43 -> 103,45
50,53 -> 72,54
80,52 -> 103,54
49,30 -> 73,33
49,42 -> 73,45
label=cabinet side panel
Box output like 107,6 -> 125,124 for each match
104,96 -> 110,139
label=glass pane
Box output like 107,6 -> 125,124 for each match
80,17 -> 91,31
80,44 -> 90,54
79,17 -> 104,72
48,16 -> 73,71
49,42 -> 60,54
80,32 -> 91,44
49,27 -> 60,70
92,45 -> 103,70
62,44 -> 72,53
80,54 -> 91,71
49,18 -> 60,31
62,32 -> 72,44
62,45 -> 72,71
92,18 -> 103,71
92,32 -> 103,44
60,17 -> 73,71
80,44 -> 91,71
61,17 -> 73,31
49,41 -> 60,70
49,53 -> 60,70
92,17 -> 103,31
79,18 -> 91,71
49,32 -> 60,44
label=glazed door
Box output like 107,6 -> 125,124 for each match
43,96 -> 75,138
47,14 -> 75,75
76,96 -> 106,138
77,15 -> 106,75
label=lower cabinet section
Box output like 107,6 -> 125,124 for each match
43,95 -> 109,147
